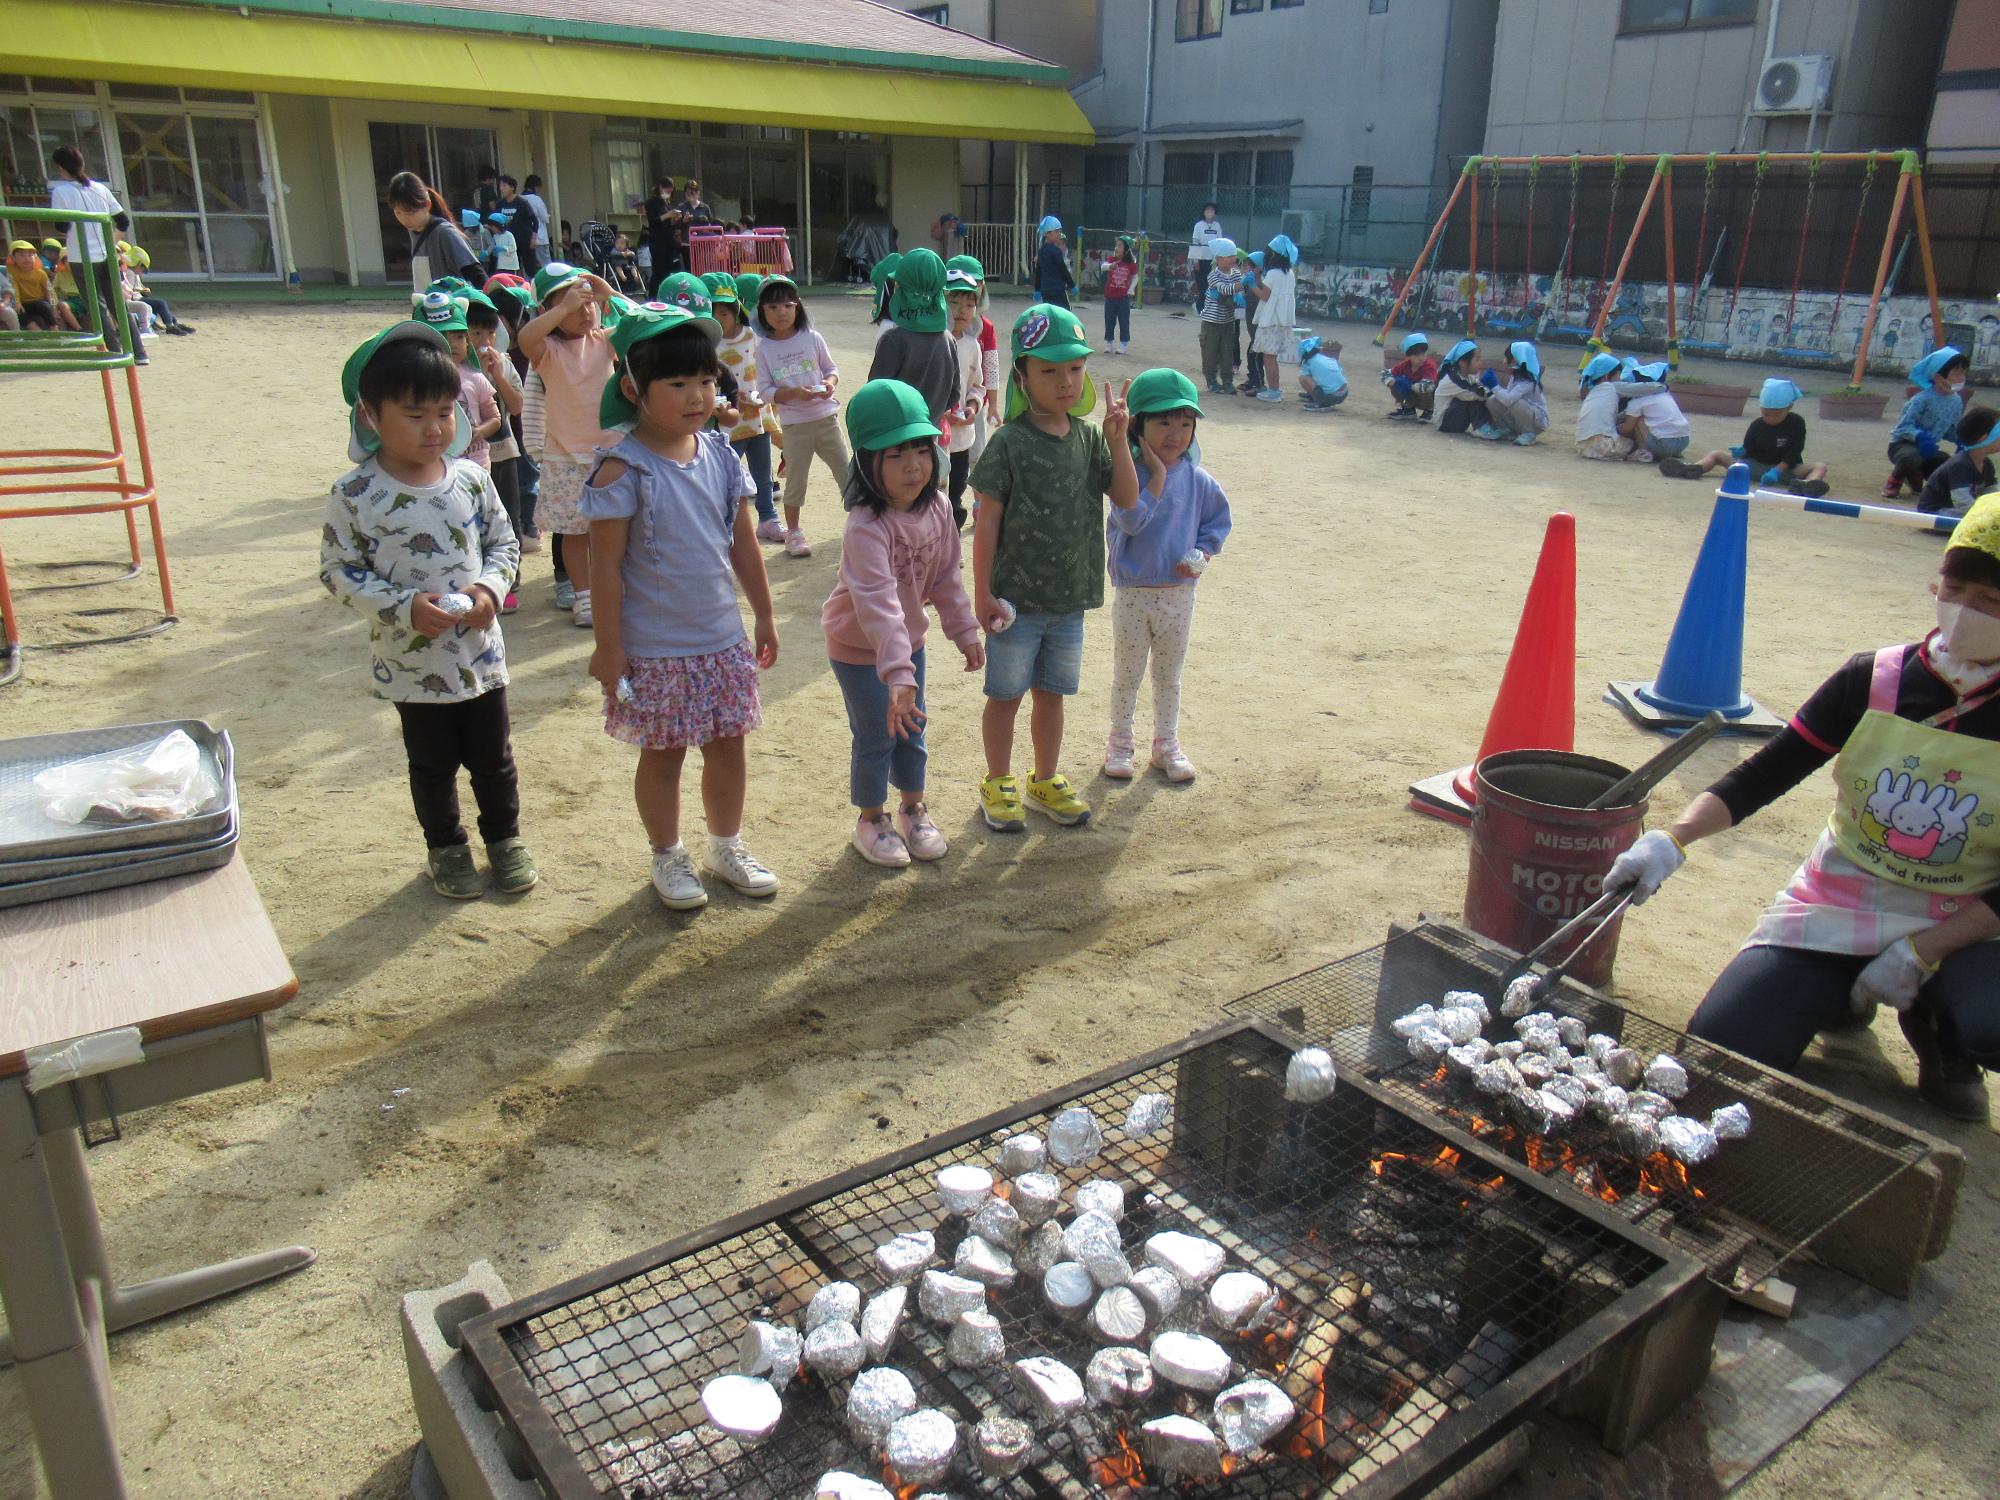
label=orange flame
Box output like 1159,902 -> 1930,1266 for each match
1283,1363 -> 1331,1460
1092,1427 -> 1146,1489
879,1464 -> 922,1500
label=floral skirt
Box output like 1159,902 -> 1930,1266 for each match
604,642 -> 761,750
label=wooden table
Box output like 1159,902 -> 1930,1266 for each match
0,853 -> 312,1498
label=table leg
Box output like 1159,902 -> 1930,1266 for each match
0,1084 -> 129,1499
0,1125 -> 316,1364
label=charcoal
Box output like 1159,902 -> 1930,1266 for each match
1128,1265 -> 1184,1325
1145,1231 -> 1227,1289
1389,1004 -> 1438,1038
1284,1046 -> 1339,1102
1442,989 -> 1492,1025
1091,1286 -> 1148,1344
1149,1330 -> 1232,1392
1207,1270 -> 1275,1333
997,1133 -> 1046,1176
815,1472 -> 894,1500
946,1309 -> 1005,1368
1602,1047 -> 1645,1087
1086,1345 -> 1157,1406
846,1367 -> 917,1446
1610,1111 -> 1661,1159
1124,1092 -> 1173,1136
860,1287 -> 908,1365
936,1163 -> 993,1217
1011,1171 -> 1061,1227
1710,1102 -> 1753,1140
969,1195 -> 1021,1250
806,1282 -> 862,1333
954,1234 -> 1017,1289
803,1322 -> 864,1379
735,1321 -> 802,1390
1626,1089 -> 1673,1119
1063,1211 -> 1133,1287
1010,1355 -> 1086,1423
873,1231 -> 935,1286
1047,1107 -> 1104,1168
972,1415 -> 1034,1478
1140,1414 -> 1224,1477
1042,1261 -> 1096,1317
1075,1178 -> 1126,1222
884,1409 -> 958,1486
1643,1054 -> 1691,1099
700,1373 -> 782,1443
1017,1220 -> 1064,1275
1501,974 -> 1541,1018
1658,1115 -> 1719,1165
917,1270 -> 986,1325
1213,1378 -> 1297,1455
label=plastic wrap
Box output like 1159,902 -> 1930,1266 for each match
35,729 -> 222,826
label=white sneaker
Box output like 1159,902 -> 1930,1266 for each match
651,847 -> 708,910
520,532 -> 545,554
573,593 -> 594,627
1151,738 -> 1197,782
1103,733 -> 1137,779
785,529 -> 813,558
707,834 -> 780,897
1104,343 -> 1117,355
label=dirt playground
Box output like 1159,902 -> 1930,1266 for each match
0,291 -> 1991,1499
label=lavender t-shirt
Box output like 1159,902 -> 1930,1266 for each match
579,431 -> 754,658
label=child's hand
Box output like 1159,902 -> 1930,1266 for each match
823,373 -> 839,392
588,643 -> 627,695
887,684 -> 927,740
1174,551 -> 1206,578
1136,432 -> 1168,492
460,586 -> 500,630
409,593 -> 456,639
1101,379 -> 1132,445
753,615 -> 779,669
717,404 -> 740,428
959,639 -> 985,672
477,345 -> 508,382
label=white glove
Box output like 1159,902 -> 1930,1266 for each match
1607,829 -> 1685,905
1849,936 -> 1935,1013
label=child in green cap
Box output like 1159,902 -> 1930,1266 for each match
947,253 -> 1002,459
968,303 -> 1141,831
866,248 -> 962,438
318,319 -> 537,899
710,278 -> 787,543
579,305 -> 781,911
518,261 -> 616,625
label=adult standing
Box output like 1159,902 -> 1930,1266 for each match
475,165 -> 500,218
643,177 -> 684,295
1609,499 -> 2000,1121
47,144 -> 141,361
1188,202 -> 1224,312
675,177 -> 715,270
387,170 -> 487,288
521,175 -> 553,264
495,175 -> 540,276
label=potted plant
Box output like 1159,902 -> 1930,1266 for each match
1820,385 -> 1890,421
1671,376 -> 1754,417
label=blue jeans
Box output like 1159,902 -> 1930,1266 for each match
983,609 -> 1084,700
734,432 -> 777,523
830,650 -> 927,807
1103,296 -> 1131,344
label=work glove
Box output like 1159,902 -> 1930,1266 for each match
1761,466 -> 1785,485
1849,935 -> 1935,1014
1916,430 -> 1940,460
1606,829 -> 1685,905
1480,368 -> 1501,391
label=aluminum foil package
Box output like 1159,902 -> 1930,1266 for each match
1447,1042 -> 1493,1074
1179,548 -> 1209,575
1390,1005 -> 1438,1039
1516,1053 -> 1556,1088
883,1409 -> 958,1486
1284,1047 -> 1338,1103
1406,1024 -> 1453,1063
1555,1016 -> 1589,1050
1710,1102 -> 1753,1140
1441,989 -> 1492,1026
1658,1114 -> 1719,1166
1542,1074 -> 1590,1113
1124,1092 -> 1173,1136
1626,1089 -> 1674,1120
1501,974 -> 1542,1018
846,1367 -> 917,1446
1610,1110 -> 1661,1159
1506,1086 -> 1556,1135
1047,1107 -> 1105,1167
1434,1006 -> 1484,1045
1601,1047 -> 1645,1088
1536,1087 -> 1578,1132
437,591 -> 476,616
1643,1054 -> 1691,1099
1471,1060 -> 1519,1097
1586,1084 -> 1630,1122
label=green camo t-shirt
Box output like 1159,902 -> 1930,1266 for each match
970,417 -> 1115,614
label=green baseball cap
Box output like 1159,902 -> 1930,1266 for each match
598,302 -> 724,427
448,286 -> 510,352
425,275 -> 472,296
412,288 -> 468,334
733,272 -> 762,307
1127,367 -> 1203,418
845,379 -> 942,453
945,253 -> 986,284
700,271 -> 733,297
659,272 -> 711,315
888,248 -> 948,334
869,252 -> 903,321
531,260 -> 589,305
1005,302 -> 1098,421
339,321 -> 470,463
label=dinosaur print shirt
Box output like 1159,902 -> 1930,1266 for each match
319,456 -> 519,703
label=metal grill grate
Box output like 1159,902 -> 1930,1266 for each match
461,1021 -> 1705,1499
1223,923 -> 1933,1288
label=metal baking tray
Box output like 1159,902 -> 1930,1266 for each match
0,821 -> 240,910
0,721 -> 235,862
0,806 -> 239,885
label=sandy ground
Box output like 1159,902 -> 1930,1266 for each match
0,290 -> 1991,1500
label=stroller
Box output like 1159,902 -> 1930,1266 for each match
577,219 -> 644,295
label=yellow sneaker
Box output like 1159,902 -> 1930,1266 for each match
980,773 -> 1026,832
1025,772 -> 1091,827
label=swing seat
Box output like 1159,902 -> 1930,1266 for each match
1484,314 -> 1536,333
1677,337 -> 1729,353
1545,324 -> 1596,342
1776,347 -> 1839,362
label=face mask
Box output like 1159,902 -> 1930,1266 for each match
1950,380 -> 1967,394
1936,599 -> 2000,665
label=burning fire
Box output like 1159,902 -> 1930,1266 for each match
881,1465 -> 922,1500
1093,1427 -> 1146,1489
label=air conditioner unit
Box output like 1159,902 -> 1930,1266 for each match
1281,209 -> 1326,248
1754,54 -> 1834,115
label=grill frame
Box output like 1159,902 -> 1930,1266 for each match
459,1018 -> 1711,1500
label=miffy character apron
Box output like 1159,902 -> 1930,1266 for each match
1748,644 -> 2000,955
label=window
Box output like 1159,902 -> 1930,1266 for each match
606,138 -> 644,210
908,3 -> 949,22
1368,0 -> 1389,12
1231,0 -> 1264,13
1620,0 -> 1754,32
1176,0 -> 1224,40
1273,0 -> 1304,8
1350,164 -> 1374,227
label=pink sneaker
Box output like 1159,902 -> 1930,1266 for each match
785,529 -> 813,558
852,812 -> 910,867
1151,738 -> 1197,782
501,591 -> 520,615
896,803 -> 948,861
1103,732 -> 1137,779
756,517 -> 787,543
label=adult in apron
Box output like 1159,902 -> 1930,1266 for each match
1609,495 -> 2000,1121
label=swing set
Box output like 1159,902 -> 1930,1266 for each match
1376,150 -> 1944,389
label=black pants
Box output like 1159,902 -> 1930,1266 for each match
1888,440 -> 1948,492
89,261 -> 140,357
392,686 -> 521,848
1687,940 -> 2000,1072
1038,286 -> 1071,311
1103,296 -> 1131,344
490,457 -> 523,554
948,449 -> 971,527
1239,322 -> 1262,391
1193,261 -> 1211,311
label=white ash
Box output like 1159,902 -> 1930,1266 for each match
1587,1084 -> 1631,1122
1140,1414 -> 1225,1477
1128,1265 -> 1185,1326
883,1409 -> 958,1487
1124,1092 -> 1173,1136
1586,1033 -> 1618,1063
1626,1089 -> 1673,1119
1601,1047 -> 1645,1088
1047,1107 -> 1105,1168
1011,1171 -> 1062,1227
1542,1074 -> 1590,1112
1710,1102 -> 1753,1140
1086,1345 -> 1157,1406
803,1322 -> 865,1379
1658,1115 -> 1719,1166
735,1321 -> 802,1390
1442,989 -> 1492,1025
699,1373 -> 782,1444
1507,1086 -> 1556,1135
972,1414 -> 1034,1478
1407,1024 -> 1453,1063
1042,1261 -> 1096,1316
1516,1053 -> 1556,1088
1017,1221 -> 1065,1275
815,1471 -> 894,1500
1501,974 -> 1542,1018
1091,1285 -> 1149,1344
873,1231 -> 935,1286
1144,1231 -> 1227,1289
860,1287 -> 908,1365
1284,1047 -> 1339,1103
1213,1378 -> 1298,1455
1207,1270 -> 1275,1333
997,1133 -> 1046,1177
1435,1006 -> 1484,1045
1643,1054 -> 1691,1099
1075,1178 -> 1126,1222
1010,1355 -> 1087,1424
1062,1211 -> 1133,1288
1610,1111 -> 1660,1159
1149,1330 -> 1233,1392
806,1282 -> 862,1333
954,1234 -> 1018,1289
936,1163 -> 994,1217
917,1270 -> 986,1325
1390,1004 -> 1438,1038
1537,1088 -> 1579,1132
946,1309 -> 1005,1368
846,1367 -> 917,1446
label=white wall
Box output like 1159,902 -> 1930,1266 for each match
890,136 -> 963,255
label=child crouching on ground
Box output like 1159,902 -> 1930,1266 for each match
1104,370 -> 1231,782
1664,377 -> 1828,493
1435,339 -> 1496,434
582,305 -> 781,911
1475,341 -> 1549,444
1298,335 -> 1349,412
970,303 -> 1140,831
1384,333 -> 1438,420
1885,346 -> 1968,499
822,380 -> 984,867
318,321 -> 536,899
1574,352 -> 1662,460
1615,362 -> 1691,467
1918,407 -> 1999,518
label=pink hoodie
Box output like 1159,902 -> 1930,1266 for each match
821,494 -> 978,687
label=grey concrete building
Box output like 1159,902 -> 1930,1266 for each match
1483,0 -> 1953,157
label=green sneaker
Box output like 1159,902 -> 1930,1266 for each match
427,844 -> 484,899
486,837 -> 540,894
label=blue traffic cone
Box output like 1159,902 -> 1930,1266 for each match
1607,464 -> 1780,735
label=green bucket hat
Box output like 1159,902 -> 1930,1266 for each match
869,251 -> 903,321
424,275 -> 472,297
888,248 -> 948,335
845,379 -> 943,453
598,302 -> 725,428
450,286 -> 510,352
705,275 -> 739,307
733,272 -> 763,307
412,288 -> 468,335
339,321 -> 470,463
700,271 -> 733,296
1004,302 -> 1098,421
945,253 -> 986,285
531,260 -> 589,306
659,271 -> 712,316
1127,367 -> 1203,418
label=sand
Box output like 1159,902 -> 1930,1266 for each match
0,291 -> 1991,1499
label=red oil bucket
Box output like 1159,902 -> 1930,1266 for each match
1464,750 -> 1648,989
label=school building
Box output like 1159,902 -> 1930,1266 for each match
0,0 -> 1094,285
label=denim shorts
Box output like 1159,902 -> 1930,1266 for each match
984,608 -> 1085,699
1648,434 -> 1691,458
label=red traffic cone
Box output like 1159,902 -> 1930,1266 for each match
1410,512 -> 1577,824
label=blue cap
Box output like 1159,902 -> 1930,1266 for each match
459,208 -> 481,228
1298,334 -> 1322,359
1401,331 -> 1429,354
1247,250 -> 1265,268
1268,233 -> 1299,262
1209,238 -> 1238,259
1038,214 -> 1063,235
487,211 -> 509,227
1911,345 -> 1964,386
1633,360 -> 1670,382
1507,341 -> 1542,381
1581,352 -> 1622,386
1444,339 -> 1478,368
1759,377 -> 1801,409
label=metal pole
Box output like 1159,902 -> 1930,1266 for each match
801,131 -> 813,282
1908,167 -> 1945,354
255,93 -> 298,288
1465,160 -> 1479,337
1589,154 -> 1668,349
1661,159 -> 1679,365
1747,486 -> 1957,534
1375,167 -> 1469,345
1847,161 -> 1912,388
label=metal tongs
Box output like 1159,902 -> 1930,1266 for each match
1493,883 -> 1639,1012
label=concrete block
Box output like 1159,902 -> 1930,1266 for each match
401,1260 -> 542,1500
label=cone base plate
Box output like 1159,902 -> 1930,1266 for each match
1409,767 -> 1476,826
1605,682 -> 1784,737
